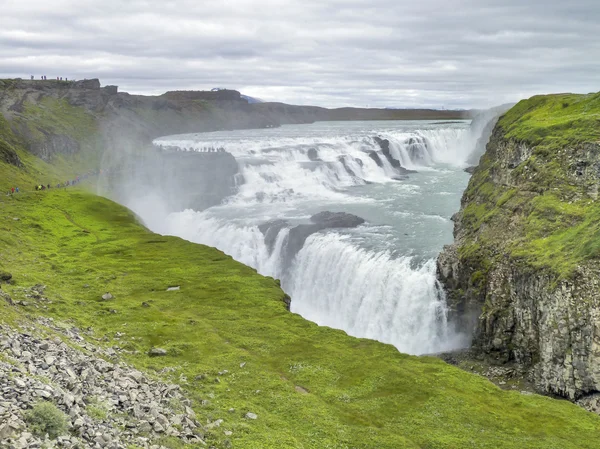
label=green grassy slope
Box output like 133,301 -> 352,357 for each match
458,92 -> 600,281
1,189 -> 599,448
498,92 -> 600,150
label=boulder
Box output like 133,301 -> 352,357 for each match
148,347 -> 168,357
311,211 -> 365,228
307,148 -> 322,162
0,272 -> 12,283
101,293 -> 113,301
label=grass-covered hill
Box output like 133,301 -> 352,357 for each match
1,83 -> 600,447
2,189 -> 600,448
438,91 -> 600,403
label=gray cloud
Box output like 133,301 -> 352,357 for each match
0,0 -> 599,108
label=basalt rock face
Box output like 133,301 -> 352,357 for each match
160,151 -> 239,212
105,146 -> 240,213
437,95 -> 600,409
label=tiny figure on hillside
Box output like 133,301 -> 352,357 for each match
11,187 -> 15,194
15,187 -> 19,193
30,75 -> 34,80
47,184 -> 51,189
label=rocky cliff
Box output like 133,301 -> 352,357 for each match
0,78 -> 469,164
437,92 -> 600,410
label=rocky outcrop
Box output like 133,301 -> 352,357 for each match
0,319 -> 207,448
101,146 -> 239,213
0,140 -> 21,166
27,133 -> 80,161
437,97 -> 600,412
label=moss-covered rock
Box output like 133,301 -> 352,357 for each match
438,92 -> 600,406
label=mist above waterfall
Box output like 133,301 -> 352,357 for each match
103,118 -> 498,355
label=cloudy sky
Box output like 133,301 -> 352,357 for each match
1,0 -> 599,108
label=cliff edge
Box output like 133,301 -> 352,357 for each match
438,92 -> 600,409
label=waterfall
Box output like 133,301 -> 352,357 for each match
127,121 -> 477,355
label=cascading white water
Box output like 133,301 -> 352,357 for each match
288,233 -> 462,355
142,120 -> 476,355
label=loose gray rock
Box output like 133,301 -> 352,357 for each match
148,347 -> 168,357
0,319 -> 204,448
101,293 -> 114,301
245,412 -> 258,420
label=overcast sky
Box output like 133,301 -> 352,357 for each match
1,0 -> 599,108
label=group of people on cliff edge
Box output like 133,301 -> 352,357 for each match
30,75 -> 70,81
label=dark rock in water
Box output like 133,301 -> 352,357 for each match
373,136 -> 417,175
367,151 -> 384,167
307,148 -> 322,162
258,219 -> 290,253
355,158 -> 364,167
398,167 -> 418,175
338,156 -> 356,177
464,166 -> 477,174
392,175 -> 409,181
311,211 -> 365,228
285,212 -> 366,266
374,136 -> 400,167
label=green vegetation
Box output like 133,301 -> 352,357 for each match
1,186 -> 599,448
21,97 -> 98,144
86,397 -> 110,421
455,92 -> 600,281
498,92 -> 600,150
25,402 -> 68,439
